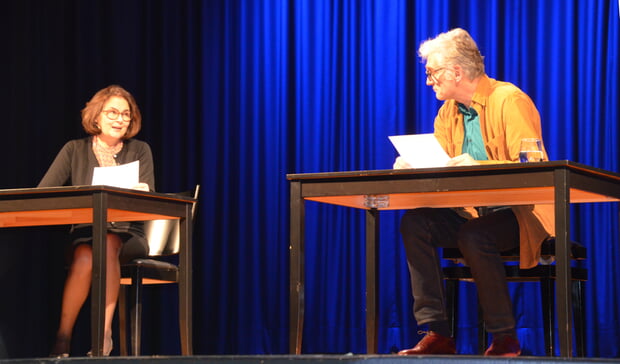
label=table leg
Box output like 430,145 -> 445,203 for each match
290,181 -> 304,354
554,168 -> 573,357
91,191 -> 107,357
365,209 -> 379,354
179,204 -> 193,355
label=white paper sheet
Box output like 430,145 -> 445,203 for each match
389,133 -> 450,168
92,160 -> 139,189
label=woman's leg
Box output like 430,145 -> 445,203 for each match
51,244 -> 93,355
51,234 -> 122,356
104,233 -> 123,353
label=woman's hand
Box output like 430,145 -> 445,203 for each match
446,153 -> 479,166
132,182 -> 150,191
393,156 -> 412,169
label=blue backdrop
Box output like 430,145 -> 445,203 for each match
1,0 -> 618,359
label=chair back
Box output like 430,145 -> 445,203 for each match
143,185 -> 200,256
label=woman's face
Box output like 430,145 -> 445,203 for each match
96,96 -> 131,145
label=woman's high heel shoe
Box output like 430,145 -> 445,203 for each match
49,352 -> 69,359
87,338 -> 113,357
49,336 -> 70,358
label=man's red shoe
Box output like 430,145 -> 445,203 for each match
484,334 -> 521,356
397,331 -> 456,355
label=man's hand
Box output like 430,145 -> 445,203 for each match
393,156 -> 413,169
133,182 -> 150,191
446,153 -> 479,166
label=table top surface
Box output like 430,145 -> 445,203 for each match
0,185 -> 196,227
0,185 -> 196,201
288,161 -> 620,210
287,160 -> 620,181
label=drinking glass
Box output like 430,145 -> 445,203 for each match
519,138 -> 543,162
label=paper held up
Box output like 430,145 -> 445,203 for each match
389,133 -> 450,168
92,160 -> 139,189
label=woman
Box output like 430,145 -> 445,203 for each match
39,85 -> 155,357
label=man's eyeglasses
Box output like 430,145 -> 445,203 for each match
102,109 -> 131,122
425,67 -> 447,83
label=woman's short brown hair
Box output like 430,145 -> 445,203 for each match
81,85 -> 142,139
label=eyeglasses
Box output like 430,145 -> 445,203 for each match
102,109 -> 131,122
425,67 -> 447,83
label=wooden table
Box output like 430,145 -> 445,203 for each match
288,161 -> 620,357
0,186 -> 195,356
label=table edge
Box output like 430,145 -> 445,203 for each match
0,185 -> 196,203
286,160 -> 620,182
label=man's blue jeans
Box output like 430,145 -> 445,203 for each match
400,207 -> 520,334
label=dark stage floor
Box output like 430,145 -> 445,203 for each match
0,355 -> 619,364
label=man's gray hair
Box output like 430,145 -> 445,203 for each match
418,28 -> 485,80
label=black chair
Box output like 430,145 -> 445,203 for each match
118,185 -> 200,356
443,237 -> 587,356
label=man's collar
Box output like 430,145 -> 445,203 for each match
470,74 -> 491,108
457,102 -> 479,117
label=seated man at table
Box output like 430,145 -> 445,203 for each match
394,28 -> 554,356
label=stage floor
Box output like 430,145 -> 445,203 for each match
0,355 -> 618,364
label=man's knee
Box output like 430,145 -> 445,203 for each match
400,208 -> 434,235
456,224 -> 481,248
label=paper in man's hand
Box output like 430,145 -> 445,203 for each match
389,134 -> 450,168
92,160 -> 139,188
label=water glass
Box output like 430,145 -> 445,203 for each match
519,138 -> 543,162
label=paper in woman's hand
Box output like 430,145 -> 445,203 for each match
389,134 -> 450,168
92,161 -> 139,188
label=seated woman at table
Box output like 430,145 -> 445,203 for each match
39,85 -> 155,357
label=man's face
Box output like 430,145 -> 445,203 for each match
425,56 -> 455,101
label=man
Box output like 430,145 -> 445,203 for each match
394,28 -> 554,356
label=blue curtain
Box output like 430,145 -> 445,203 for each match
2,0 -> 618,359
196,1 -> 620,356
198,0 -> 619,356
